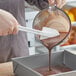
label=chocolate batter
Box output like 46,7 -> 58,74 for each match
35,65 -> 72,76
41,32 -> 67,70
34,32 -> 72,76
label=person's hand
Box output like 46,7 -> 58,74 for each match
48,0 -> 66,8
0,9 -> 19,36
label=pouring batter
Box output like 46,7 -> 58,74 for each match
0,0 -> 66,63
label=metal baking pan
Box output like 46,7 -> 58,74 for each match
12,50 -> 76,76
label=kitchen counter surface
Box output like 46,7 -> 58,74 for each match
0,62 -> 14,76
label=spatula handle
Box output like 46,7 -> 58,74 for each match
18,25 -> 49,37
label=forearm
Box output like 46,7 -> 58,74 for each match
25,0 -> 49,10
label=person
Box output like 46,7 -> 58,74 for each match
0,0 -> 66,63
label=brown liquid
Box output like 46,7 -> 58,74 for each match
35,32 -> 70,76
41,32 -> 67,71
35,65 -> 72,76
41,32 -> 67,49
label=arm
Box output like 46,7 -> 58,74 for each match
25,0 -> 49,10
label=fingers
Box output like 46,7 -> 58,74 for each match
48,0 -> 55,6
7,24 -> 18,35
48,0 -> 66,8
6,15 -> 19,35
11,18 -> 19,35
56,0 -> 66,8
12,25 -> 18,35
0,28 -> 17,36
0,23 -> 18,36
0,9 -> 19,36
60,0 -> 66,8
56,0 -> 62,8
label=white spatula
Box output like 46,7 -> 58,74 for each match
19,25 -> 60,39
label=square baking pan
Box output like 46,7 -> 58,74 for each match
12,50 -> 76,76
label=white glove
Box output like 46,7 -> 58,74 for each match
48,0 -> 66,8
0,9 -> 19,36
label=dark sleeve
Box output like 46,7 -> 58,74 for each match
25,0 -> 49,10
